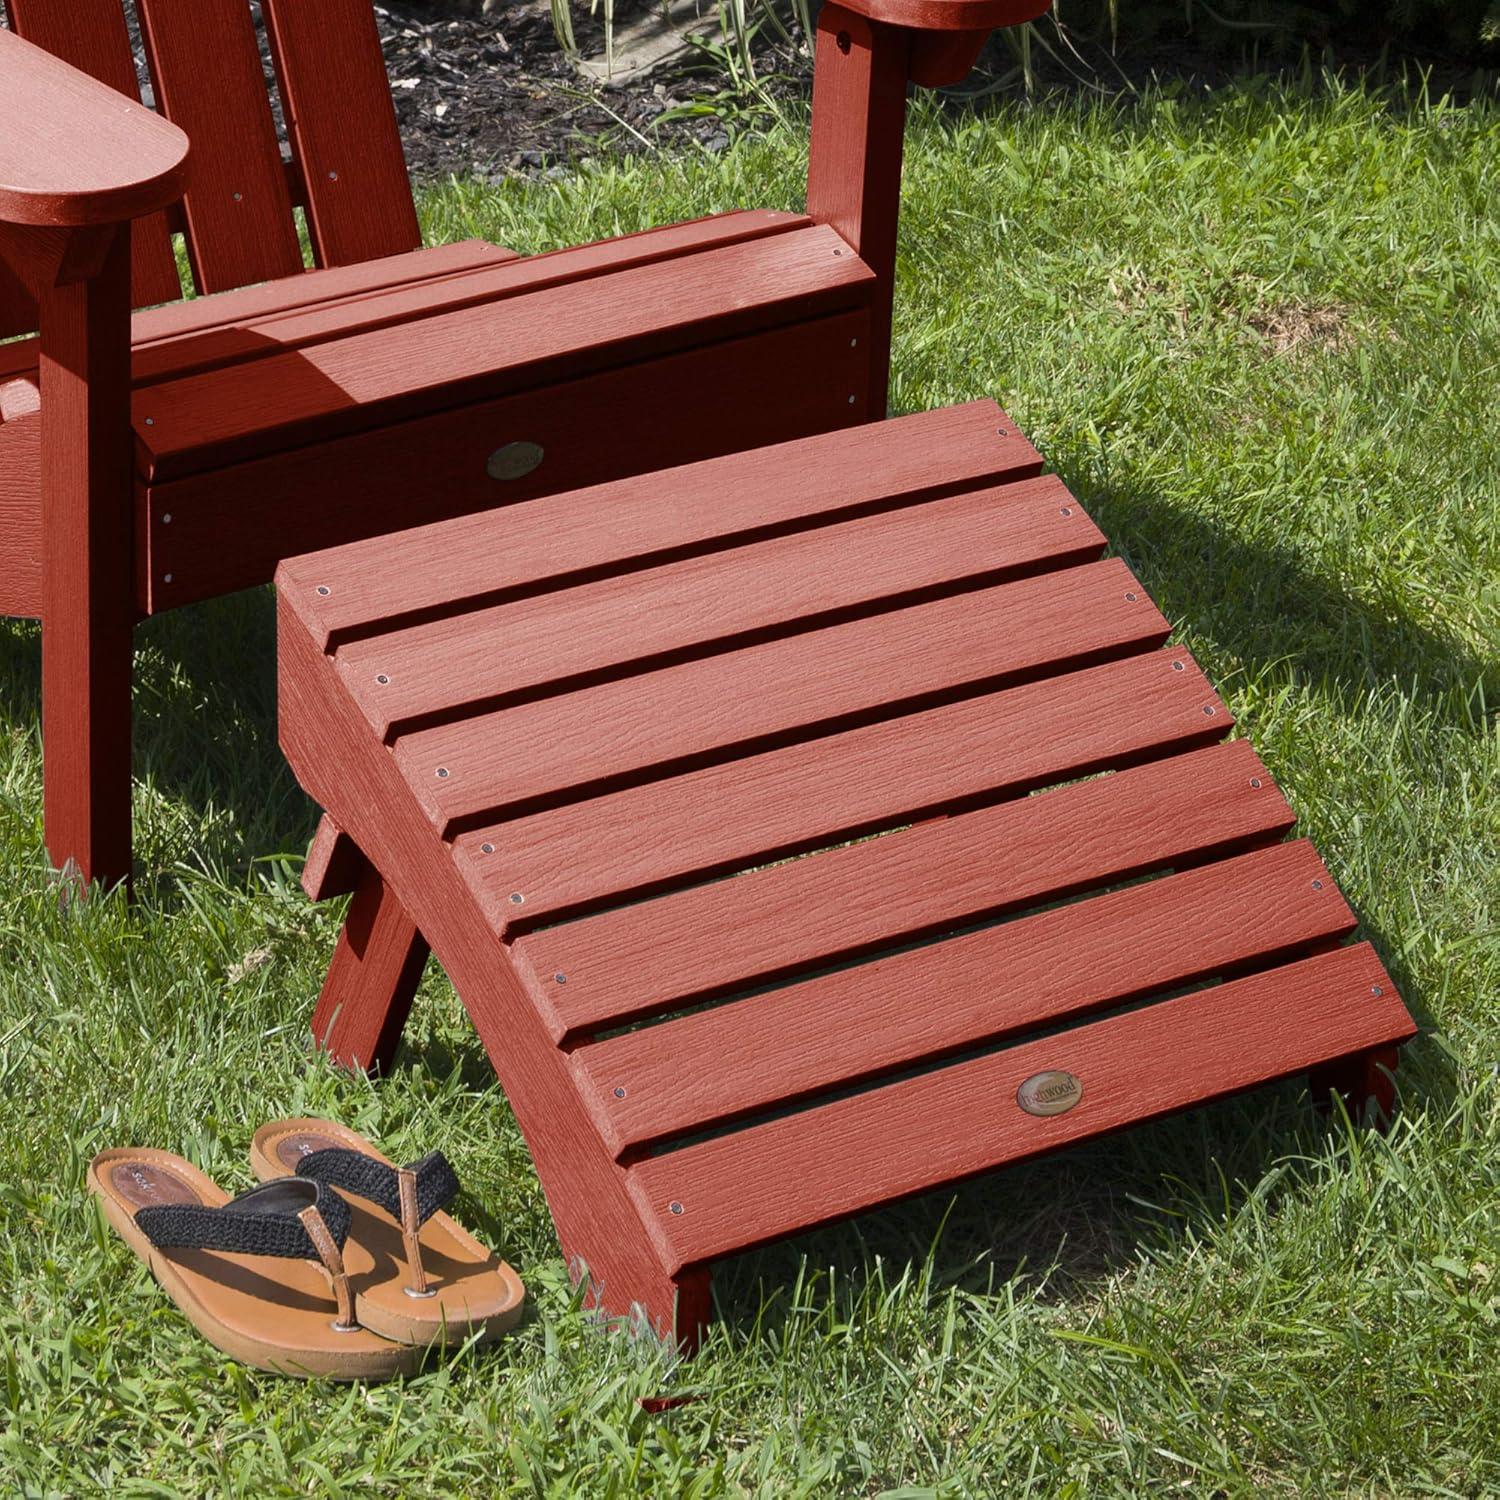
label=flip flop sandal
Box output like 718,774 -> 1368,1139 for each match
88,1148 -> 422,1380
250,1118 -> 524,1348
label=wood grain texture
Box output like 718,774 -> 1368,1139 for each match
836,0 -> 1052,29
634,943 -> 1416,1269
38,227 -> 136,888
0,409 -> 42,617
310,863 -> 430,1075
517,739 -> 1293,1039
0,241 -> 520,387
578,841 -> 1355,1155
134,0 -> 303,293
0,29 -> 187,279
1,2 -> 183,315
150,311 -> 872,612
399,557 -> 1168,829
260,0 -> 422,267
457,646 -> 1231,931
338,476 -> 1103,739
807,7 -> 908,411
302,814 -> 365,904
277,587 -> 706,1346
283,399 -> 1038,647
132,224 -> 874,480
130,211 -> 806,389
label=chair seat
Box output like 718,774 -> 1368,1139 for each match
0,209 -> 876,618
275,400 -> 1416,1342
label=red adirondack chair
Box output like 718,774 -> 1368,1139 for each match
0,0 -> 1045,890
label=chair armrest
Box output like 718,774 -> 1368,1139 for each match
833,0 -> 1051,32
0,28 -> 189,229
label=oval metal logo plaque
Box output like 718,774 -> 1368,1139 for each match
486,441 -> 545,481
1017,1070 -> 1083,1117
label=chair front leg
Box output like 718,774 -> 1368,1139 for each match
37,226 -> 136,892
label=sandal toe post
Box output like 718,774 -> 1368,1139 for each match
89,1147 -> 421,1380
251,1118 -> 524,1347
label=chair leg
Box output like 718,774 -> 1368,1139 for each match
38,230 -> 135,893
311,864 -> 429,1074
1311,1044 -> 1400,1127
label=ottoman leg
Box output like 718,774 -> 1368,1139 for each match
1311,1043 -> 1401,1127
311,864 -> 429,1074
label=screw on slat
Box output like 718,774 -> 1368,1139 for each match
1311,879 -> 1324,890
1202,705 -> 1215,716
162,513 -> 173,525
554,972 -> 567,985
316,585 -> 331,596
1125,591 -> 1138,602
1059,506 -> 1073,517
435,767 -> 450,779
669,1202 -> 684,1215
328,170 -> 339,181
1172,661 -> 1185,672
613,1086 -> 626,1099
1249,777 -> 1263,789
1371,985 -> 1384,996
163,573 -> 173,584
375,673 -> 390,685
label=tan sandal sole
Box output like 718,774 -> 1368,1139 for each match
250,1119 -> 525,1348
89,1148 -> 422,1380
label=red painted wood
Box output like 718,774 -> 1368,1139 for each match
1312,1043 -> 1401,1125
284,399 -> 1038,647
0,242 -> 520,391
134,0 -> 304,294
339,476 -> 1103,739
38,226 -> 135,889
580,840 -> 1355,1155
130,211 -> 806,389
132,225 -> 873,481
310,863 -> 430,1075
0,26 -> 190,228
807,7 -> 909,412
634,944 -> 1415,1269
278,586 -> 704,1345
130,240 -> 518,351
148,311 -> 873,612
260,0 -> 422,267
399,557 -> 1168,830
517,739 -> 1292,1039
302,815 -> 366,904
0,410 -> 42,617
0,257 -> 36,341
1,2 -> 183,313
457,646 -> 1230,931
835,0 -> 1051,30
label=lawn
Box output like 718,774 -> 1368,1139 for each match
1,76 -> 1497,1496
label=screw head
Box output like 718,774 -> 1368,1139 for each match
1249,777 -> 1262,789
1202,705 -> 1216,715
328,170 -> 339,180
1311,879 -> 1324,891
1125,591 -> 1138,602
144,417 -> 155,426
316,585 -> 331,597
435,767 -> 450,779
613,1086 -> 626,1099
554,972 -> 567,985
163,573 -> 173,584
1172,661 -> 1185,672
162,513 -> 173,525
1060,506 -> 1073,517
1371,985 -> 1384,996
669,1201 -> 684,1215
233,191 -> 243,202
508,890 -> 523,904
375,673 -> 390,685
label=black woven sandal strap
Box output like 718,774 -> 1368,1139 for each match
134,1177 -> 352,1260
296,1147 -> 460,1228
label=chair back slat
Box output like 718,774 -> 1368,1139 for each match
135,0 -> 304,294
1,0 -> 184,337
261,0 -> 421,268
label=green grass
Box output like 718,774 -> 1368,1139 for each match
3,78 -> 1498,1495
